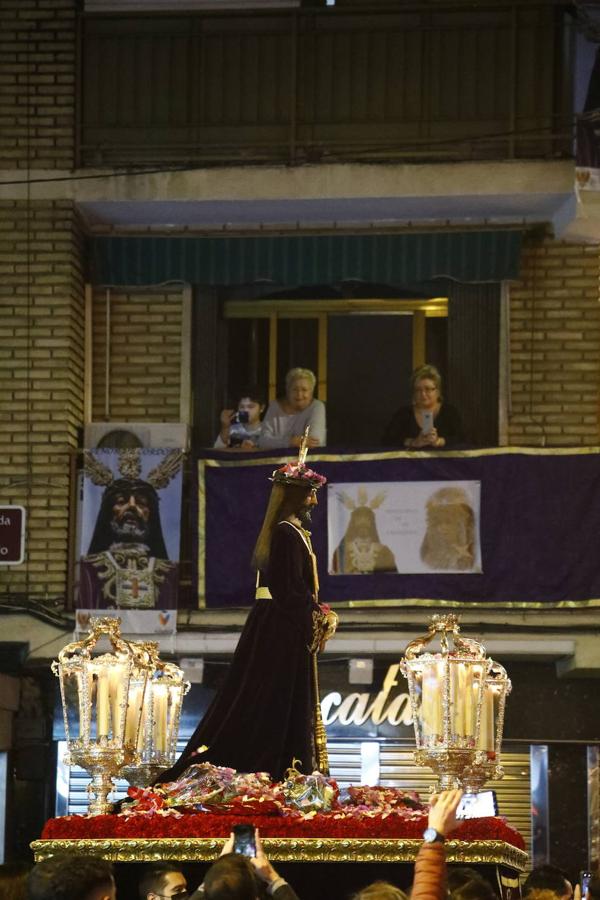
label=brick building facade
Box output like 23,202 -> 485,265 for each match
0,0 -> 599,607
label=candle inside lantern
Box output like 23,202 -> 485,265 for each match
421,660 -> 443,739
153,683 -> 169,754
451,662 -> 473,737
124,682 -> 143,747
95,667 -> 110,738
108,662 -> 126,740
477,683 -> 495,750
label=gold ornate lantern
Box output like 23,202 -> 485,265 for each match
400,614 -> 511,792
121,656 -> 190,787
52,617 -> 155,815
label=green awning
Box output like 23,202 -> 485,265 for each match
89,230 -> 522,287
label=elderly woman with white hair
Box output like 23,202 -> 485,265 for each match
258,367 -> 326,449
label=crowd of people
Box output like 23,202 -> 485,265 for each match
214,364 -> 463,451
3,788 -> 596,899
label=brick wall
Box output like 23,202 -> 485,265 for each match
91,288 -> 184,422
0,0 -> 76,170
0,200 -> 84,601
508,237 -> 600,446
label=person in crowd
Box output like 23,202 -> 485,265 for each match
447,868 -> 487,894
353,789 -> 463,900
382,364 -> 463,450
190,830 -> 299,900
525,893 -> 571,900
139,863 -> 188,900
0,863 -> 29,900
27,854 -> 115,900
214,388 -> 266,451
352,883 -> 407,899
449,877 -> 499,900
523,865 -> 574,900
258,368 -> 326,449
154,447 -> 335,785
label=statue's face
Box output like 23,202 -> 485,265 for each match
110,489 -> 151,542
298,488 -> 318,525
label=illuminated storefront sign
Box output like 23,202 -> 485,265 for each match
321,664 -> 413,729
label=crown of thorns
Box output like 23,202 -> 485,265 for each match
83,448 -> 184,490
270,428 -> 326,488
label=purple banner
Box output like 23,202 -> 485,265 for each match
199,448 -> 600,609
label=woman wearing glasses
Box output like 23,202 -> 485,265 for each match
382,364 -> 463,450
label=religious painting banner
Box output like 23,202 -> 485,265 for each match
77,448 -> 183,624
328,481 -> 481,575
198,447 -> 600,609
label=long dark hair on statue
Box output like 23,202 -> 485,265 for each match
251,482 -> 312,572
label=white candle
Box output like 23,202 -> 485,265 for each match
477,685 -> 495,750
137,690 -> 149,754
96,668 -> 110,739
463,669 -> 475,737
109,664 -> 125,740
153,684 -> 169,754
451,663 -> 467,736
421,661 -> 442,738
124,683 -> 143,746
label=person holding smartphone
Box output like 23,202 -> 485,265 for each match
214,387 -> 266,451
190,828 -> 300,900
382,364 -> 464,450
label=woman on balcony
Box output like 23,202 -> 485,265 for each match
258,368 -> 326,450
382,364 -> 463,450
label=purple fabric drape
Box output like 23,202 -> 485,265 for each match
200,449 -> 600,608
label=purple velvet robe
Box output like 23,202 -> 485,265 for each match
158,522 -> 318,783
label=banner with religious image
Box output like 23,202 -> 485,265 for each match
198,448 -> 600,608
77,448 -> 183,626
328,481 -> 481,575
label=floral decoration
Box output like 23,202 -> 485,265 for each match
40,763 -> 525,850
271,463 -> 327,488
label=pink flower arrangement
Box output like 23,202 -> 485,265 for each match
271,463 -> 327,487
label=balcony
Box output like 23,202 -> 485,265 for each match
79,2 -> 574,167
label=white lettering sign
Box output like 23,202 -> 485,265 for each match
321,664 -> 413,728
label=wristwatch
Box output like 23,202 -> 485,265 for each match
422,827 -> 445,844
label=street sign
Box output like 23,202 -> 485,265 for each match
0,506 -> 26,565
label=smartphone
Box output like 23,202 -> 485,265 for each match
456,790 -> 498,819
233,823 -> 256,857
421,410 -> 434,435
581,871 -> 592,897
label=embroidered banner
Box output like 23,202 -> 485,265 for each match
77,448 -> 183,624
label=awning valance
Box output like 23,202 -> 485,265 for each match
89,230 -> 522,287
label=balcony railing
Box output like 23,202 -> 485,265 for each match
79,2 -> 574,167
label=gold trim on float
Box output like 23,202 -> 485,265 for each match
30,837 -> 527,869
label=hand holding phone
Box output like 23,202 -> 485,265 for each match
421,410 -> 434,435
233,823 -> 257,857
580,871 -> 592,898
